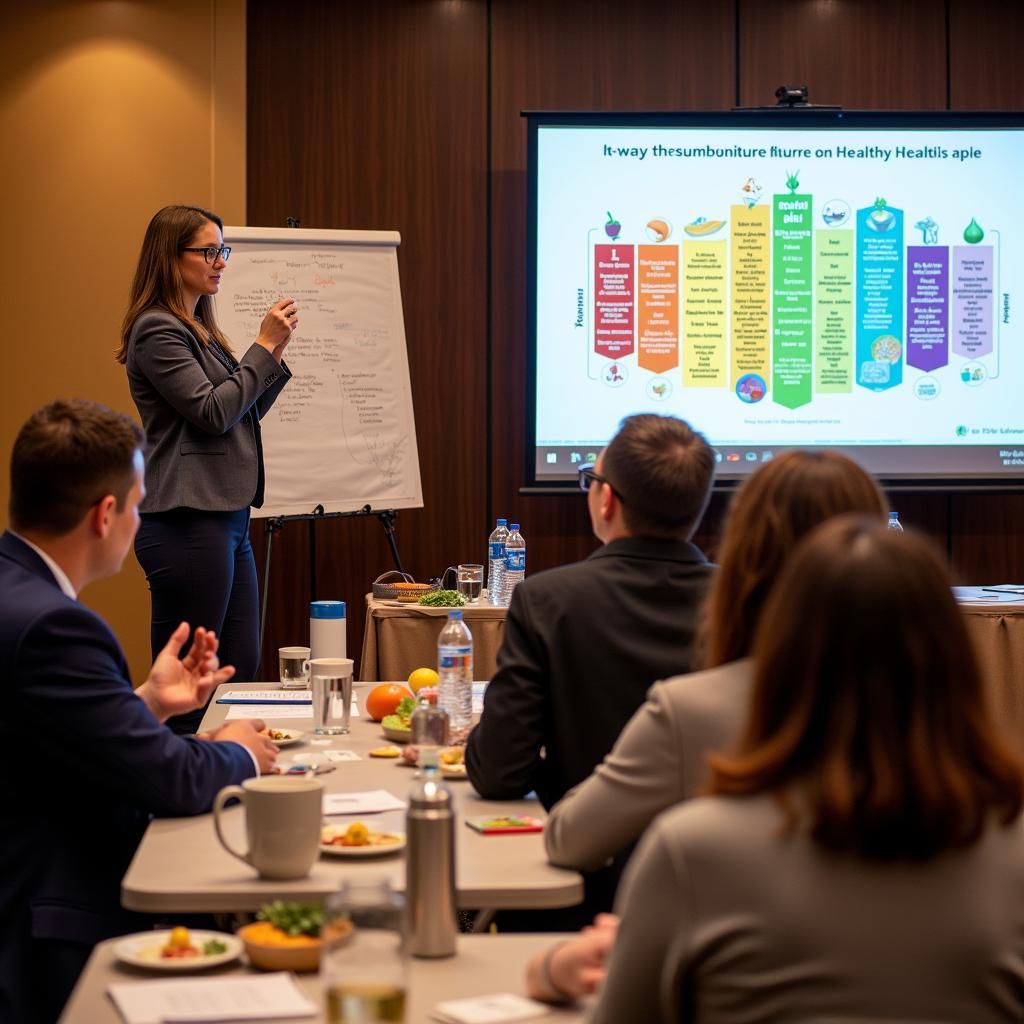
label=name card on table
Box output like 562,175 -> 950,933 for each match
217,690 -> 312,704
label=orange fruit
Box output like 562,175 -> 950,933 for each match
365,683 -> 413,722
407,667 -> 439,693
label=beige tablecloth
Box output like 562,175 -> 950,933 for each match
360,594 -> 508,681
964,602 -> 1024,749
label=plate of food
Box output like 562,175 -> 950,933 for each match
321,822 -> 407,857
114,927 -> 242,971
381,725 -> 412,744
260,727 -> 304,747
439,746 -> 468,779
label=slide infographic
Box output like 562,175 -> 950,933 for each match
533,124 -> 1022,478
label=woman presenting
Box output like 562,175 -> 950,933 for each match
117,205 -> 297,732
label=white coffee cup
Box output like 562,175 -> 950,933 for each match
212,775 -> 324,879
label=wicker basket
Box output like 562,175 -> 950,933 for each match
372,571 -> 438,602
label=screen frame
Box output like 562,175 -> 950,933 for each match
523,108 -> 1024,496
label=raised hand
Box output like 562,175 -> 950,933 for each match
137,622 -> 236,723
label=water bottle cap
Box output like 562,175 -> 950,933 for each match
310,600 -> 346,618
447,609 -> 463,620
496,518 -> 507,526
509,523 -> 520,531
889,511 -> 898,518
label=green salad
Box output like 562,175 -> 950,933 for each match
381,695 -> 418,732
256,900 -> 323,938
418,589 -> 465,607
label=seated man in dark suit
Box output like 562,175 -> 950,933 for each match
466,414 -> 715,919
0,399 -> 279,1024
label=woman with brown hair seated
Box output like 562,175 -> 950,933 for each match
582,519 -> 1024,1022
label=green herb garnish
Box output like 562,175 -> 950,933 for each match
255,900 -> 323,938
418,589 -> 466,607
202,938 -> 228,955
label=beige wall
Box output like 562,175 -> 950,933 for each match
0,0 -> 246,682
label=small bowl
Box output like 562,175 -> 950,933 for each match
237,922 -> 322,973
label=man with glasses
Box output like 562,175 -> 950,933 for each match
466,414 -> 715,923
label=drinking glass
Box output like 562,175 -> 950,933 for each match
308,657 -> 354,737
323,879 -> 407,1022
279,646 -> 311,688
456,563 -> 484,604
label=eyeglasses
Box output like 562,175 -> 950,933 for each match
180,245 -> 232,264
578,462 -> 622,500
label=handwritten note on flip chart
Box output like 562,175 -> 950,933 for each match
218,227 -> 423,518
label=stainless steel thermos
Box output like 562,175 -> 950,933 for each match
406,754 -> 458,957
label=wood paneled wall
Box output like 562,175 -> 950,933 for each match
248,0 -> 1024,678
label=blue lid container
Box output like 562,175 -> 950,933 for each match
310,600 -> 346,618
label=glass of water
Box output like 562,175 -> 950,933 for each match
307,657 -> 354,737
323,879 -> 406,1022
456,563 -> 484,604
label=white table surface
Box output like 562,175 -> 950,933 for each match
120,683 -> 583,914
59,934 -> 587,1023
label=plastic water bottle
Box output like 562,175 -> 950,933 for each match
887,511 -> 904,532
502,524 -> 526,606
437,610 -> 473,740
487,518 -> 509,606
410,692 -> 449,764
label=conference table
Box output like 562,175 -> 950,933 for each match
360,595 -> 507,681
359,590 -> 1024,748
120,683 -> 583,915
59,934 -> 586,1023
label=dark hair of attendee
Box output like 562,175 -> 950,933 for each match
115,204 -> 232,363
600,414 -> 714,540
9,398 -> 145,535
708,517 -> 1024,861
700,450 -> 887,668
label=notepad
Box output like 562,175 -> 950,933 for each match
323,790 -> 406,815
217,689 -> 312,704
108,972 -> 316,1023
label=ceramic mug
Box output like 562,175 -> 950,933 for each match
212,775 -> 324,879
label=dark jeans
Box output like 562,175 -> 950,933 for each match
135,507 -> 259,733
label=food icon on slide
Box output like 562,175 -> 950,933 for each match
604,211 -> 621,240
735,373 -> 767,404
739,177 -> 763,208
603,362 -> 627,387
867,197 -> 895,232
646,377 -> 672,401
785,169 -> 801,194
821,200 -> 850,227
683,217 -> 725,237
871,335 -> 902,364
963,217 -> 985,244
645,218 -> 672,242
915,216 -> 939,244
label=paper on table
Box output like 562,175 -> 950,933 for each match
107,972 -> 315,1024
218,690 -> 312,703
224,698 -> 359,721
323,789 -> 406,815
432,992 -> 551,1024
225,705 -> 311,721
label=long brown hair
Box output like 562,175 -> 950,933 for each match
708,517 -> 1024,860
700,451 -> 887,667
116,205 -> 232,363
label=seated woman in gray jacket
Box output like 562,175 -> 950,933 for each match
545,520 -> 1024,1022
545,450 -> 886,873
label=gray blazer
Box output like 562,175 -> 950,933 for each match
545,659 -> 752,871
592,794 -> 1024,1023
125,309 -> 290,512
